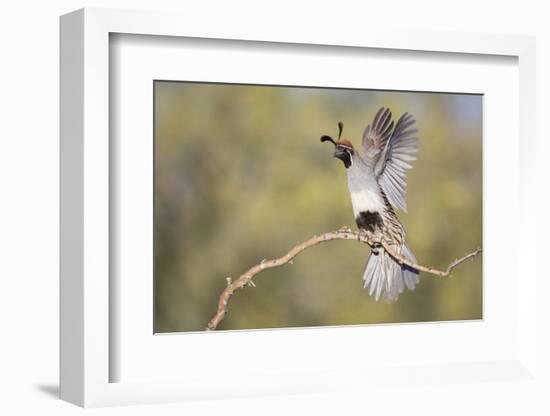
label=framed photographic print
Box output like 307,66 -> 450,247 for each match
60,8 -> 538,408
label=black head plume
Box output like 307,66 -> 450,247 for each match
320,135 -> 336,145
320,121 -> 345,146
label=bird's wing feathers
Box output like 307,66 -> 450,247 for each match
362,108 -> 418,212
374,112 -> 418,212
361,107 -> 394,163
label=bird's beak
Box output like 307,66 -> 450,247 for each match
320,122 -> 350,167
333,145 -> 352,168
333,147 -> 346,160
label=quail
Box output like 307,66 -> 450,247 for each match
321,107 -> 420,301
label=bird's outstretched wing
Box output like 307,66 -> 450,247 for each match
374,112 -> 418,212
361,108 -> 419,212
361,107 -> 394,164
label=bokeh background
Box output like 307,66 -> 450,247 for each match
154,81 -> 482,333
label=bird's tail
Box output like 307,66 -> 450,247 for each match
362,244 -> 420,302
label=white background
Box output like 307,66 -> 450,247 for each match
1,1 -> 548,415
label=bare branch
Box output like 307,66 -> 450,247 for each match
378,240 -> 482,277
205,227 -> 481,331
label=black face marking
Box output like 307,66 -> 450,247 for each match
355,211 -> 384,232
334,146 -> 352,168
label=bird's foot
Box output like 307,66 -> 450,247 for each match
357,229 -> 369,242
367,237 -> 382,254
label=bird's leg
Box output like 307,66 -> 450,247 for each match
363,229 -> 382,254
370,243 -> 381,255
357,228 -> 371,243
356,227 -> 382,255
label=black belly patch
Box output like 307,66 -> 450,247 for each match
355,211 -> 383,232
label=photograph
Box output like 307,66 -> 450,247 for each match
154,81 -> 483,333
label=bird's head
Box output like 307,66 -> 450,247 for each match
320,121 -> 354,168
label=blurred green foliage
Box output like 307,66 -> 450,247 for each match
154,82 -> 482,333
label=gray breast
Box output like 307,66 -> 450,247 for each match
346,155 -> 386,217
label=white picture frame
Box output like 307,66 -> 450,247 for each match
60,7 -> 538,408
